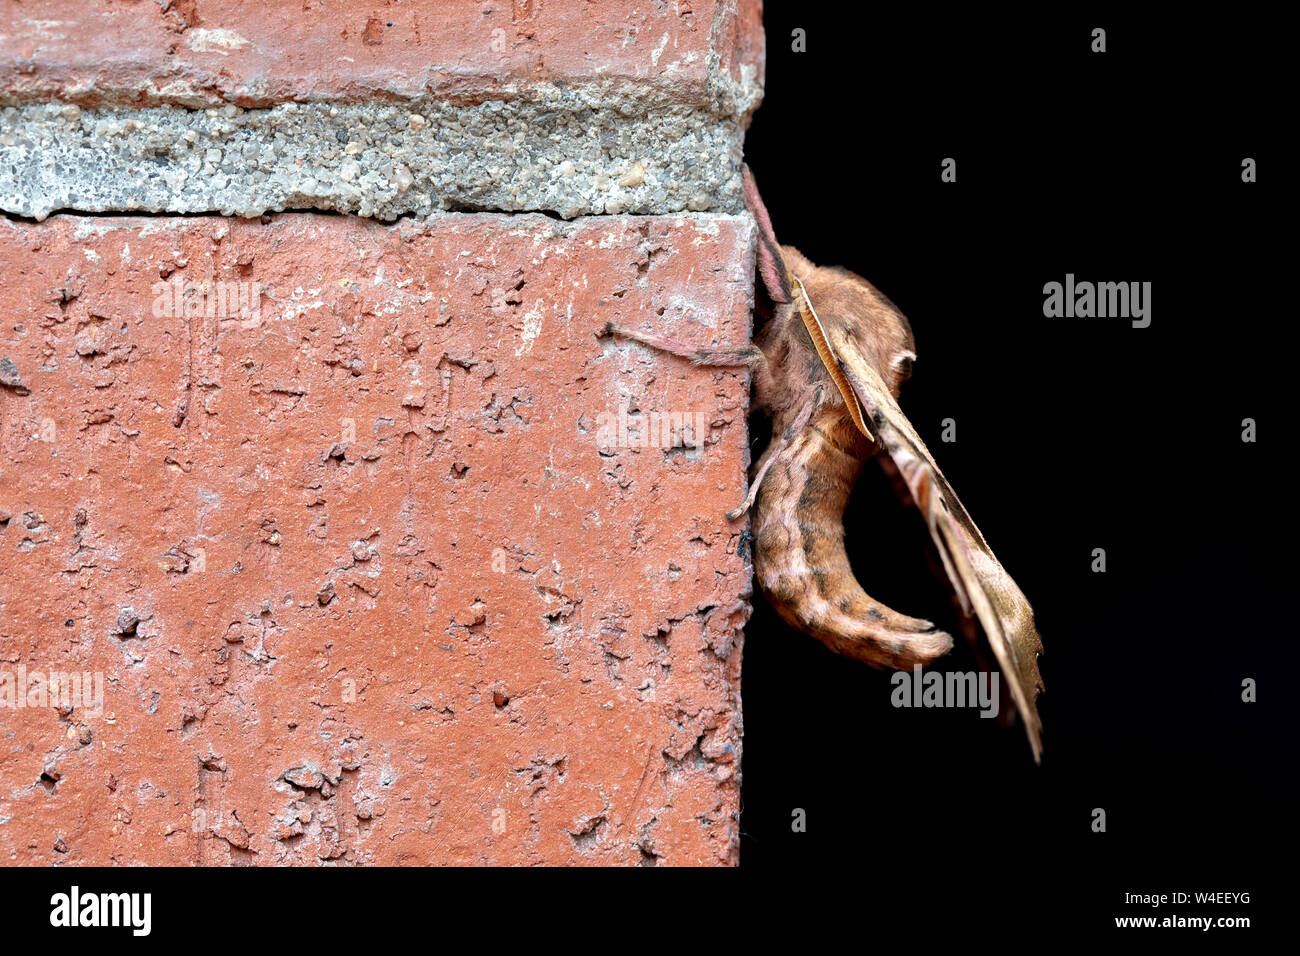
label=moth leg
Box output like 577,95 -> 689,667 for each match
599,321 -> 766,521
725,395 -> 817,521
726,445 -> 779,521
598,322 -> 762,367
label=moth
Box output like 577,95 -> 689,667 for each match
601,168 -> 1045,761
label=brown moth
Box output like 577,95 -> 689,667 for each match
601,167 -> 1045,761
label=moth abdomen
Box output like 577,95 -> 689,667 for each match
752,416 -> 952,670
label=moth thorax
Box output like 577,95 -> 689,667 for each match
812,402 -> 872,461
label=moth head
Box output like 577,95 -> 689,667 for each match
774,244 -> 920,439
743,167 -> 915,429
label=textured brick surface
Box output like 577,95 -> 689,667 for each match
0,212 -> 754,865
0,0 -> 766,221
0,0 -> 764,109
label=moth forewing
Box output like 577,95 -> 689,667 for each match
931,513 -> 1044,762
833,339 -> 1046,761
791,276 -> 874,442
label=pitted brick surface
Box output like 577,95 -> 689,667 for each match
0,0 -> 766,220
0,0 -> 764,110
0,212 -> 754,865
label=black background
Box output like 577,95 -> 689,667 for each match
737,2 -> 1289,935
2,4 -> 1288,943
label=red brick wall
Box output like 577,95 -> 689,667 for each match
0,0 -> 763,108
0,2 -> 763,865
